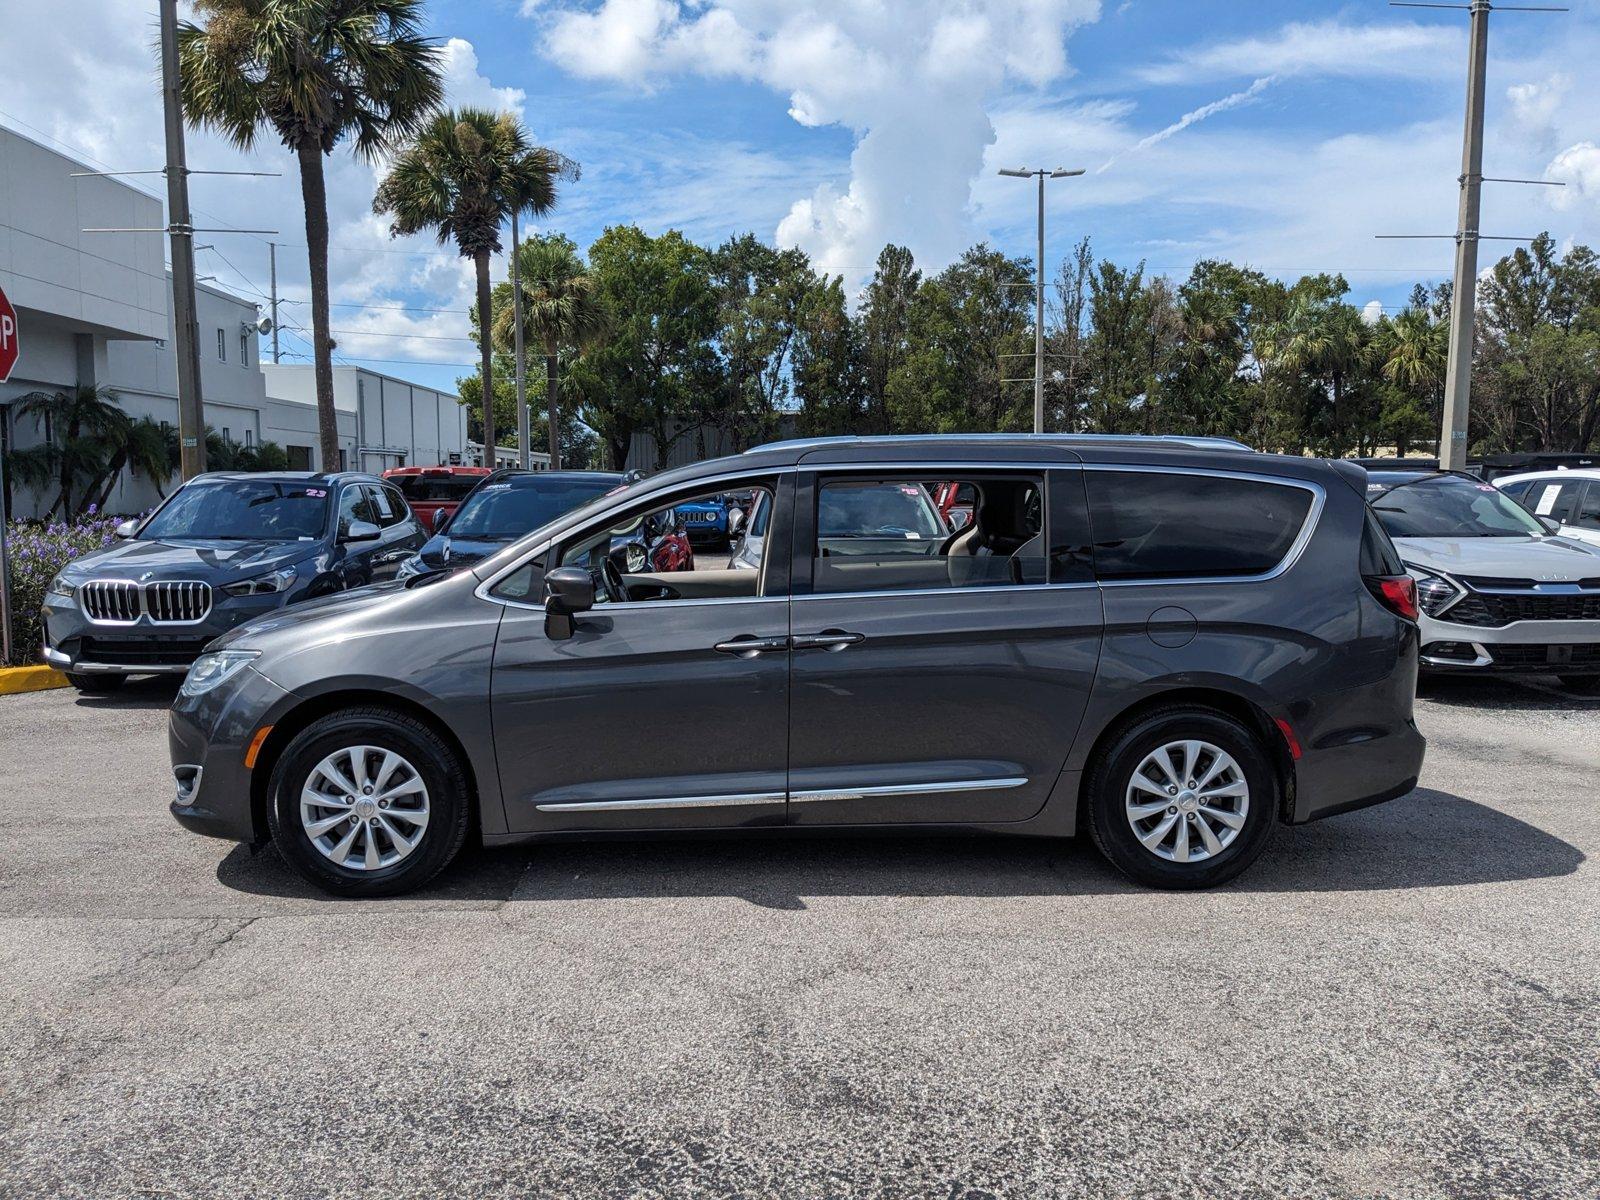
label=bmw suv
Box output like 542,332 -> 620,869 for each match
43,471 -> 423,693
1366,466 -> 1600,690
168,435 -> 1424,897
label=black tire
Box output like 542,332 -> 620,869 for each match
267,707 -> 471,897
66,672 -> 125,694
1557,674 -> 1600,694
1085,707 -> 1278,890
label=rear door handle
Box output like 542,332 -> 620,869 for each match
792,629 -> 865,652
713,635 -> 790,658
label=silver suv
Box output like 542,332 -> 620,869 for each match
1366,467 -> 1600,690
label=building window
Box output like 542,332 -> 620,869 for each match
245,429 -> 255,448
240,329 -> 249,365
221,426 -> 231,445
217,329 -> 226,361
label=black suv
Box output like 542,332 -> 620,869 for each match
167,436 -> 1425,895
43,471 -> 423,692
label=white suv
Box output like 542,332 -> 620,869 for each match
1366,467 -> 1600,691
1495,469 -> 1600,550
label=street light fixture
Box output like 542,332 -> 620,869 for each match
999,166 -> 1086,433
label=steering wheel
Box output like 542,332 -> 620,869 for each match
598,558 -> 627,604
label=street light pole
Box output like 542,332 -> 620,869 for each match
999,167 -> 1085,433
157,0 -> 206,479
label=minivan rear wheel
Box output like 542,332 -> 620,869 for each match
267,708 -> 471,897
1086,707 -> 1277,890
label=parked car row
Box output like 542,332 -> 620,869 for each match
35,437 -> 1600,900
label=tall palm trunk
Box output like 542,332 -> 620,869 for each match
297,143 -> 340,472
544,351 -> 561,470
475,251 -> 496,461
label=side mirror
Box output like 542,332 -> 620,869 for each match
543,565 -> 595,640
431,509 -> 450,533
1538,514 -> 1562,535
342,520 -> 381,543
726,507 -> 745,537
114,518 -> 140,539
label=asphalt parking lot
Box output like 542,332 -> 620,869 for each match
2,675 -> 1596,1199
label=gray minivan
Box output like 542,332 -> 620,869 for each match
168,436 -> 1425,895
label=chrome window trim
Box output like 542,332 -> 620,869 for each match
1081,464 -> 1326,588
789,777 -> 1029,803
792,582 -> 1094,603
536,791 -> 786,813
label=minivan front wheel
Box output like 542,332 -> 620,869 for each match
1086,708 -> 1277,889
267,708 -> 470,897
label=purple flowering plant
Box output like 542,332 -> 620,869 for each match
3,506 -> 125,666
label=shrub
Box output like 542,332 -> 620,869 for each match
2,506 -> 123,666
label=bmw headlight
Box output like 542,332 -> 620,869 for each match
180,650 -> 260,698
1406,565 -> 1463,618
222,566 -> 297,597
48,575 -> 77,599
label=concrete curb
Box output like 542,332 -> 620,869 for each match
0,665 -> 69,695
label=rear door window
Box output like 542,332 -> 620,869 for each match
1518,478 -> 1580,522
1573,484 -> 1600,532
1085,470 -> 1315,581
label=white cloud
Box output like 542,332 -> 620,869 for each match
1547,142 -> 1600,209
1362,299 -> 1384,326
535,0 -> 1102,285
1137,20 -> 1458,86
1097,76 -> 1275,173
439,38 -> 528,119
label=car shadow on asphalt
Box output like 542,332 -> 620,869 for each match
1417,674 -> 1600,712
214,787 -> 1584,909
68,675 -> 181,710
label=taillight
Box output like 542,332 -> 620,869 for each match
1366,574 -> 1419,622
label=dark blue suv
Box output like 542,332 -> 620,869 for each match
42,471 -> 423,692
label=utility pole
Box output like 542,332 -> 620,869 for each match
510,209 -> 530,470
158,0 -> 206,479
1387,0 -> 1566,468
999,167 -> 1085,433
269,241 -> 280,364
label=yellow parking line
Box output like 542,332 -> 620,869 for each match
0,665 -> 69,695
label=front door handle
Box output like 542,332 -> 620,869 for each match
713,635 -> 790,658
792,629 -> 865,652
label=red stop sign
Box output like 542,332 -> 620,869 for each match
0,286 -> 18,383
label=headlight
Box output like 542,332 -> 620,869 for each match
180,650 -> 260,697
1405,565 -> 1463,618
222,566 -> 297,597
625,543 -> 648,573
48,576 -> 76,599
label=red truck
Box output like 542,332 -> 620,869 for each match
382,465 -> 491,531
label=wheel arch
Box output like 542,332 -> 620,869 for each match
249,689 -> 481,845
1073,685 -> 1297,829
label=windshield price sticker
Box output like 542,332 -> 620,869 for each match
304,488 -> 327,498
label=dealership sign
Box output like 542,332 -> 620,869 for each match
0,285 -> 18,383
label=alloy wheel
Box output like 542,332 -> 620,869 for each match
1124,739 -> 1250,864
299,745 -> 431,872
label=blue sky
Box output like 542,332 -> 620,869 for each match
3,1 -> 1597,394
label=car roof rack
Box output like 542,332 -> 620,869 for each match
745,433 -> 1255,454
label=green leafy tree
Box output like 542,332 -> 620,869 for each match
179,0 -> 444,471
6,386 -> 132,517
860,245 -> 921,433
374,107 -> 574,455
491,234 -> 607,469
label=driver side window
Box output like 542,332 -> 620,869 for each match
337,485 -> 377,537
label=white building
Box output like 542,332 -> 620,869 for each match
1,125 -> 474,518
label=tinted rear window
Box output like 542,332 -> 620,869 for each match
393,474 -> 480,503
1086,471 -> 1315,580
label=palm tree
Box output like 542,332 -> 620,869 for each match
1263,298 -> 1366,454
491,235 -> 607,469
178,0 -> 443,472
373,108 -> 574,460
90,417 -> 180,511
7,386 -> 131,517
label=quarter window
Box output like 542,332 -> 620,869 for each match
1574,484 -> 1600,532
810,476 -> 1046,595
1086,471 -> 1314,581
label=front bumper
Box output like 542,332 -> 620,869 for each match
43,589 -> 292,674
168,665 -> 298,843
1418,612 -> 1600,674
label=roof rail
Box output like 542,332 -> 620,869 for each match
745,433 -> 1254,454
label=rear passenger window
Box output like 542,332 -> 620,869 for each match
1518,480 -> 1579,521
811,476 -> 1046,594
1085,471 -> 1314,580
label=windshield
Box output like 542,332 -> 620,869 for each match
819,483 -> 944,539
1370,475 -> 1544,539
447,477 -> 619,540
139,480 -> 329,541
